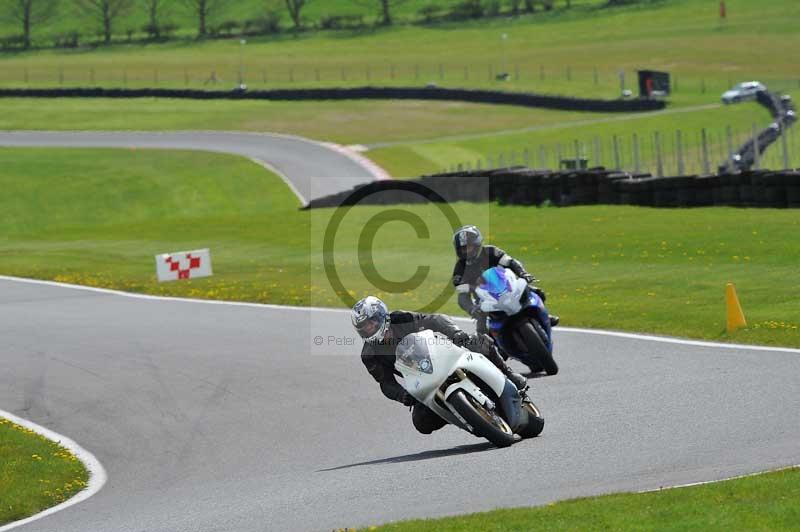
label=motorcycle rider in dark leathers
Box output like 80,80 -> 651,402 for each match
451,225 -> 559,336
353,296 -> 527,435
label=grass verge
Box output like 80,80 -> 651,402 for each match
1,147 -> 799,348
355,466 -> 800,531
0,417 -> 90,526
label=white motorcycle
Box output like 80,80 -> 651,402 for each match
395,329 -> 544,447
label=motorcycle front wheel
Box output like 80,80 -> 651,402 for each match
448,390 -> 515,448
516,399 -> 545,439
516,320 -> 558,375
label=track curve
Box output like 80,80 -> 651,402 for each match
0,131 -> 386,205
1,277 -> 799,531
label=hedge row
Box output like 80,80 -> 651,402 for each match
0,87 -> 666,113
304,167 -> 800,209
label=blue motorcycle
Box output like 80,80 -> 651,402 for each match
474,266 -> 558,375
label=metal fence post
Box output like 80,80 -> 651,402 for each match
476,159 -> 482,170
701,128 -> 710,174
499,153 -> 506,167
574,139 -> 580,167
539,146 -> 547,169
556,144 -> 563,169
779,125 -> 790,169
488,156 -> 495,169
676,130 -> 685,175
655,131 -> 664,177
726,125 -> 733,164
523,148 -> 530,167
612,135 -> 621,169
594,136 -> 602,167
633,133 -> 640,173
752,124 -> 760,170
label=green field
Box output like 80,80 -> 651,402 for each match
364,467 -> 800,531
2,147 -> 798,348
0,417 -> 89,526
1,0 -> 797,102
2,0 -> 798,178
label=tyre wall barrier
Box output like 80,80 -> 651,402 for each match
0,86 -> 666,112
303,167 -> 800,209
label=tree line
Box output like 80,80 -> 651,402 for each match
2,0 -> 580,50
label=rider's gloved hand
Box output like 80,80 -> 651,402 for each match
531,286 -> 547,302
469,305 -> 483,319
523,273 -> 538,285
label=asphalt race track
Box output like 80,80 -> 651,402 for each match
1,131 -> 799,531
0,131 -> 383,204
2,278 -> 799,531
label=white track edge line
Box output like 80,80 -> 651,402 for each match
1,274 -> 798,354
638,463 -> 799,493
0,410 -> 107,532
246,157 -> 308,207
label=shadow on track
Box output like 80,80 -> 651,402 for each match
317,442 -> 495,472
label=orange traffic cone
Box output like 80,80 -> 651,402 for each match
726,283 -> 747,333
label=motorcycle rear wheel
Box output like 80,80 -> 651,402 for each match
448,390 -> 515,448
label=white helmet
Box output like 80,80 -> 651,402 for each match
351,296 -> 390,344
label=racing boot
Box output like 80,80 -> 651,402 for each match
549,315 -> 560,327
502,365 -> 528,391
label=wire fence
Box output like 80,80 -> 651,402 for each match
2,62 -> 799,95
446,123 -> 800,176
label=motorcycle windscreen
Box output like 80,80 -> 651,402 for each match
479,266 -> 511,299
395,334 -> 434,374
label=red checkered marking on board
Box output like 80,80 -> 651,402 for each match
155,248 -> 213,282
164,254 -> 202,280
